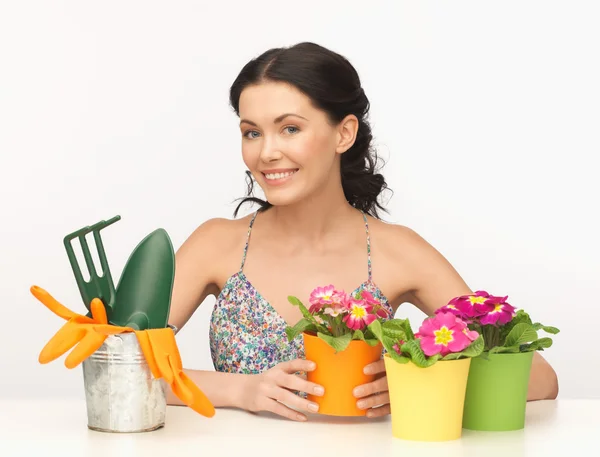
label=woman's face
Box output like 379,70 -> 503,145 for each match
238,81 -> 355,207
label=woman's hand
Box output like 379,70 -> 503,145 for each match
353,359 -> 390,418
237,359 -> 325,421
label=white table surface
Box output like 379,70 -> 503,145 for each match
0,398 -> 595,456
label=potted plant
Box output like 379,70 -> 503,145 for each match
285,285 -> 390,416
367,312 -> 484,441
435,291 -> 560,431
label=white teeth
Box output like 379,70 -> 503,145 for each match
265,170 -> 297,180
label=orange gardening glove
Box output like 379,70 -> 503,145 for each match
32,285 -> 215,418
135,328 -> 216,418
31,286 -> 133,368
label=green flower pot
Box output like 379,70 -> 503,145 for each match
462,351 -> 534,431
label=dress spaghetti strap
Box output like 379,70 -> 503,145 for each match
239,211 -> 258,272
360,210 -> 373,281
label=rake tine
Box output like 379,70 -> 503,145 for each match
90,215 -> 121,231
90,216 -> 120,308
79,233 -> 99,280
92,230 -> 110,279
64,224 -> 93,242
62,216 -> 121,311
64,228 -> 93,309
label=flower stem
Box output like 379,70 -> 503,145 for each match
482,325 -> 501,350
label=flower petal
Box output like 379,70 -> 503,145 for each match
463,328 -> 479,341
418,316 -> 439,337
479,313 -> 498,325
437,311 -> 461,330
309,304 -> 322,314
447,331 -> 470,352
363,314 -> 376,326
420,337 -> 442,356
375,307 -> 389,318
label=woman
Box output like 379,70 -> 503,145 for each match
167,42 -> 559,421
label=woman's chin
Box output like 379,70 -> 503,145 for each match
263,188 -> 306,207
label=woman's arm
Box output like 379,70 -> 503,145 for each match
528,352 -> 559,400
168,218 -> 226,331
165,217 -> 324,420
395,226 -> 559,401
164,370 -> 247,408
167,218 -> 247,408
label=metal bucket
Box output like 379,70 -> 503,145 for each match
81,332 -> 166,433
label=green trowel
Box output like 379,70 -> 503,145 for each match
109,228 -> 175,330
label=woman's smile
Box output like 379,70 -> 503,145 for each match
261,168 -> 299,185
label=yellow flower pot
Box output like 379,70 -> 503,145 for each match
384,354 -> 471,441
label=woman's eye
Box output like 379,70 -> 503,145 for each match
243,130 -> 261,139
284,126 -> 299,134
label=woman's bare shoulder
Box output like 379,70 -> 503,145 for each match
367,216 -> 429,255
168,213 -> 255,329
371,216 -> 458,274
180,213 -> 252,255
366,215 -> 471,312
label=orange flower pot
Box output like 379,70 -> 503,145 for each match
302,331 -> 383,416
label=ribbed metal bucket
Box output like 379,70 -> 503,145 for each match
81,332 -> 166,433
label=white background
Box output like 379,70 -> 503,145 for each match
1,1 -> 598,400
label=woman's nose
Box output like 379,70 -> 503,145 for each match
259,140 -> 283,162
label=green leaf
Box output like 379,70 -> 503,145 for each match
317,331 -> 352,353
285,320 -> 316,342
441,335 -> 485,360
532,323 -> 560,334
289,296 -> 325,329
364,338 -> 381,347
490,345 -> 521,354
288,296 -> 311,318
478,351 -> 492,361
512,309 -> 533,325
387,351 -> 410,364
521,337 -> 554,352
505,323 -> 538,346
400,319 -> 415,340
500,309 -> 532,342
427,354 -> 443,366
352,329 -> 365,340
382,318 -> 414,341
287,296 -> 330,334
351,329 -> 380,347
400,340 -> 441,368
368,320 -> 384,342
362,326 -> 376,340
382,335 -> 398,354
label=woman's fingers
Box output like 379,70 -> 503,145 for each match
278,358 -> 317,374
244,358 -> 325,421
366,404 -> 391,418
269,382 -> 320,414
277,371 -> 324,397
353,375 -> 389,399
266,398 -> 308,422
357,391 -> 390,411
353,369 -> 391,418
363,359 -> 386,375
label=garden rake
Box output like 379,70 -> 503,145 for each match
63,215 -> 121,314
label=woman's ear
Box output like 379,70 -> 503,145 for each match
335,114 -> 359,154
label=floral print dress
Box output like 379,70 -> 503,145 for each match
208,211 -> 394,374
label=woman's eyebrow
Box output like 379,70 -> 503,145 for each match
240,113 -> 308,126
